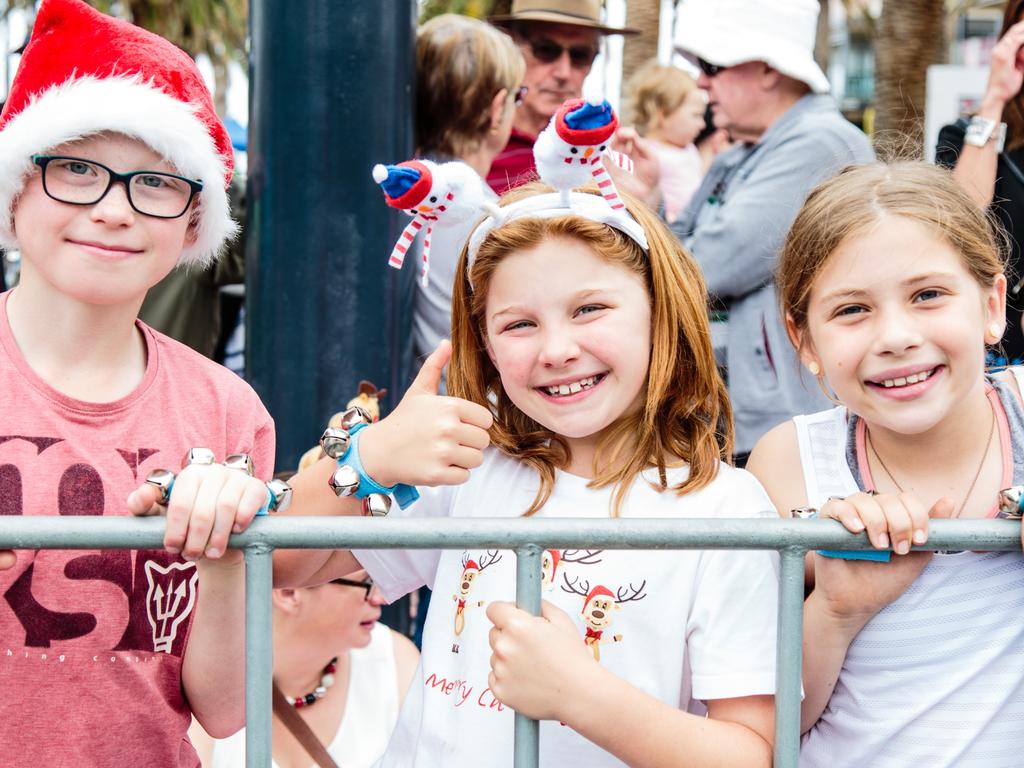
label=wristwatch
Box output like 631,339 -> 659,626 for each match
965,115 -> 1007,153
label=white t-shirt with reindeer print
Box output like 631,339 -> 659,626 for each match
355,448 -> 780,767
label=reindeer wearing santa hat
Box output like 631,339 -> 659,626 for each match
562,574 -> 647,662
541,549 -> 604,591
452,550 -> 502,640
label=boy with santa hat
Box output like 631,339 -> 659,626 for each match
0,1 -> 281,764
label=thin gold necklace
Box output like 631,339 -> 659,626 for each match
865,405 -> 996,520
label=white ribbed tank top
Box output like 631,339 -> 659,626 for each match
795,374 -> 1024,767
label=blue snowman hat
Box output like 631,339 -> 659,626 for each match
372,161 -> 432,209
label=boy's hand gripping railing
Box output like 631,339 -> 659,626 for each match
0,515 -> 1019,768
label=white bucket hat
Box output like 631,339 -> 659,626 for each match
674,0 -> 830,95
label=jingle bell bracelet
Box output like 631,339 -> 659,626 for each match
323,406 -> 419,517
144,449 -> 292,516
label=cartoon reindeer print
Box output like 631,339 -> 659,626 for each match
541,549 -> 603,590
562,574 -> 647,662
451,550 -> 502,653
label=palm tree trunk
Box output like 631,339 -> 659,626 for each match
622,0 -> 660,82
874,0 -> 946,153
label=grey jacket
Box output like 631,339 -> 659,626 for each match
672,94 -> 874,453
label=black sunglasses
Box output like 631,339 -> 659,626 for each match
329,576 -> 375,601
527,37 -> 598,68
696,57 -> 728,78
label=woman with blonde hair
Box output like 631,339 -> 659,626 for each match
626,60 -> 707,221
413,14 -> 526,371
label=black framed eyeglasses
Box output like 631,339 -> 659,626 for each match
329,576 -> 375,601
527,37 -> 599,69
514,85 -> 529,106
32,155 -> 203,219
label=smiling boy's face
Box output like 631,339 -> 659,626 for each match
13,132 -> 196,310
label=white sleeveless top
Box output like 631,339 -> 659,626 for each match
211,623 -> 401,768
794,373 -> 1024,767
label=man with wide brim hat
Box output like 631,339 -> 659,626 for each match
669,0 -> 874,462
487,0 -> 637,195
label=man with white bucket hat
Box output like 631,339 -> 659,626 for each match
671,0 -> 873,462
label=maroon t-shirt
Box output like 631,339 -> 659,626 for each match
0,291 -> 275,767
486,127 -> 539,196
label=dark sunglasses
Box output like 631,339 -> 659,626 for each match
329,576 -> 374,601
527,37 -> 598,68
514,85 -> 528,106
696,57 -> 728,78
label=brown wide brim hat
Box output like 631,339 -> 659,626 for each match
490,0 -> 639,36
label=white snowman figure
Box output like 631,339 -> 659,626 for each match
373,159 -> 491,287
533,96 -> 632,209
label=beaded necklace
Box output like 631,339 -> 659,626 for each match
282,656 -> 338,709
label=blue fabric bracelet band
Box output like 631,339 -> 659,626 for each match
802,509 -> 892,562
339,424 -> 420,510
817,548 -> 892,562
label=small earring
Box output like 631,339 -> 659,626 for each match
807,361 -> 821,376
988,323 -> 1002,342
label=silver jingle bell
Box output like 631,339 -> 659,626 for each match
319,427 -> 351,460
363,493 -> 392,517
183,447 -> 216,468
328,464 -> 361,497
265,478 -> 294,513
998,486 -> 1024,517
339,406 -> 372,432
223,453 -> 255,476
145,469 -> 176,506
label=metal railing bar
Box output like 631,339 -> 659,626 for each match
244,545 -> 274,768
774,548 -> 807,768
4,515 -> 1019,768
1,516 -> 1019,552
514,545 -> 542,768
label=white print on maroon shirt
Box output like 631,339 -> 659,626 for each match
561,574 -> 647,662
451,550 -> 502,653
144,560 -> 198,654
540,548 -> 603,590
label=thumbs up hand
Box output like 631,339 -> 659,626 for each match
359,340 -> 493,488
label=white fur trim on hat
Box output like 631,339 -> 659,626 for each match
0,76 -> 236,266
673,0 -> 829,95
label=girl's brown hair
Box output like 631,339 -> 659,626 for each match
626,60 -> 696,135
779,162 -> 1006,345
447,182 -> 733,517
416,14 -> 525,158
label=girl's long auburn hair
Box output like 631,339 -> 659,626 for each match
447,182 -> 733,517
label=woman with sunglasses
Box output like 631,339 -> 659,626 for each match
199,568 -> 420,768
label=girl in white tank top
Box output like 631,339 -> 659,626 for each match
747,162 -> 1024,767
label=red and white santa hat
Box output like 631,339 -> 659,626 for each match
582,585 -> 615,611
463,559 -> 481,574
0,0 -> 236,265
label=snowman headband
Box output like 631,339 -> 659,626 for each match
372,97 -> 647,288
465,191 -> 649,266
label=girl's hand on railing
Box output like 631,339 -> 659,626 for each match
813,493 -> 954,627
486,600 -> 597,722
822,491 -> 935,556
359,340 -> 493,489
127,463 -> 268,562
